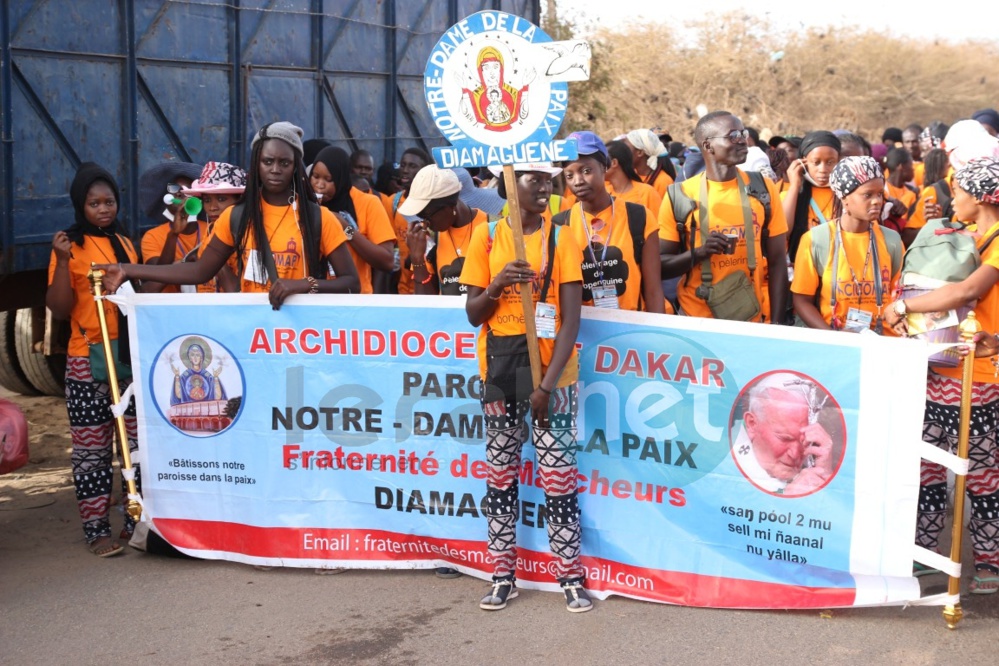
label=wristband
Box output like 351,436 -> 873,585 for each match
538,385 -> 552,394
306,276 -> 319,294
420,272 -> 434,285
411,261 -> 426,269
487,284 -> 502,300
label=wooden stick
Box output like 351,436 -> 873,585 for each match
501,165 -> 543,389
88,265 -> 142,524
943,310 -> 980,629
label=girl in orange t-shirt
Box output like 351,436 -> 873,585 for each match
561,130 -> 666,314
46,162 -> 140,558
791,156 -> 901,333
310,146 -> 395,294
100,122 -> 358,305
782,131 -> 841,263
884,157 -> 999,593
459,163 -> 591,613
400,165 -> 487,297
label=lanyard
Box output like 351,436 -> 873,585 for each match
829,222 -> 883,332
809,197 -> 831,227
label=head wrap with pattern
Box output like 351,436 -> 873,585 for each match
829,156 -> 883,200
954,157 -> 999,205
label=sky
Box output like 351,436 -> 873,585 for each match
560,0 -> 999,45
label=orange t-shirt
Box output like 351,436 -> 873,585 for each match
885,182 -> 918,217
141,220 -> 212,294
608,181 -> 663,218
908,173 -> 956,231
460,217 -> 583,387
659,171 -> 789,320
791,222 -> 899,331
645,169 -> 674,199
212,199 -> 346,293
382,191 -> 413,294
780,185 -> 836,230
934,220 -> 999,384
48,233 -> 139,357
347,188 -> 396,294
565,200 -> 657,311
425,209 -> 488,296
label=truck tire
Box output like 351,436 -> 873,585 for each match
14,308 -> 65,396
0,311 -> 40,396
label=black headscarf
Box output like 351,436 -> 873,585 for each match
313,146 -> 357,220
790,132 -> 842,260
67,162 -> 134,362
67,162 -> 133,266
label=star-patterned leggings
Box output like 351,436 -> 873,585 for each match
65,356 -> 140,544
917,372 -> 999,575
481,383 -> 583,583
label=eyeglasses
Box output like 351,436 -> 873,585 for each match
708,129 -> 750,142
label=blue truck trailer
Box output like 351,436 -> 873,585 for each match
0,0 -> 539,394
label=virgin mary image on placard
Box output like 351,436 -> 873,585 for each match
172,339 -> 225,405
460,45 -> 531,132
154,335 -> 243,437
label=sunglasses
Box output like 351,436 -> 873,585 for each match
708,129 -> 750,142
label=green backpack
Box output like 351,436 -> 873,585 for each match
901,218 -> 983,283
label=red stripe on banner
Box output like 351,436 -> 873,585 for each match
154,519 -> 857,609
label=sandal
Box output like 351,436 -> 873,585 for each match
560,578 -> 593,613
479,577 -> 517,611
970,574 -> 999,595
88,536 -> 124,558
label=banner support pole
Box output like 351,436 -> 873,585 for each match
943,310 -> 980,629
89,266 -> 142,523
502,164 -> 543,389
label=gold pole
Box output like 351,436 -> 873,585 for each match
501,164 -> 543,389
942,310 -> 980,629
88,265 -> 142,523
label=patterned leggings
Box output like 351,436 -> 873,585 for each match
917,372 -> 999,575
65,356 -> 141,544
482,383 -> 583,583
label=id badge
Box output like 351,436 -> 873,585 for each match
843,307 -> 873,333
592,284 -> 619,309
243,249 -> 268,285
535,302 -> 557,339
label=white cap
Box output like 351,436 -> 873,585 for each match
397,165 -> 461,216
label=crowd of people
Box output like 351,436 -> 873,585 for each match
48,106 -> 999,610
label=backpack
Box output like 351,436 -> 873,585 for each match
901,218 -> 987,283
668,170 -> 773,253
228,200 -> 324,286
809,222 -> 904,283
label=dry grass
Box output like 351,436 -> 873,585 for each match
558,13 -> 998,143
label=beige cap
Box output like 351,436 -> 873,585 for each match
397,165 -> 461,216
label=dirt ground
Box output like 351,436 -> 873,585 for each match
2,387 -> 998,666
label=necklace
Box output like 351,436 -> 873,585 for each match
835,221 -> 872,296
446,221 -> 472,256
